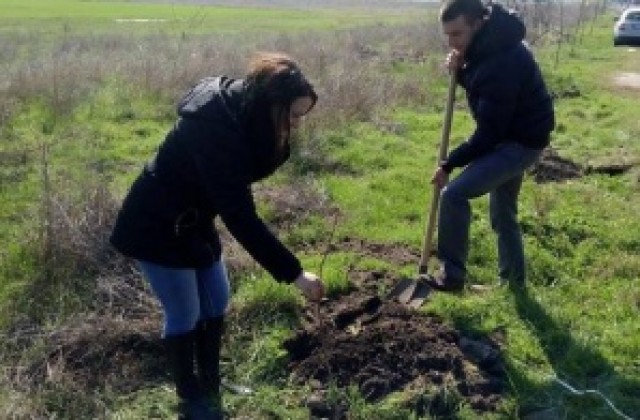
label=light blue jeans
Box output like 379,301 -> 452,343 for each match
438,143 -> 542,285
138,259 -> 230,337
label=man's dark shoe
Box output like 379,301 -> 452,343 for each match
177,396 -> 223,420
424,271 -> 464,292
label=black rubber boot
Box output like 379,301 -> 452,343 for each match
163,331 -> 220,420
195,317 -> 224,398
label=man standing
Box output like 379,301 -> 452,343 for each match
426,0 -> 555,292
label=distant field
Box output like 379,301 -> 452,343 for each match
0,0 -> 426,34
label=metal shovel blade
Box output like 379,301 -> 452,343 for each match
386,277 -> 415,303
407,280 -> 431,309
386,277 -> 431,307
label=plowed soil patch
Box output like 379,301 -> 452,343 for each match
283,273 -> 506,418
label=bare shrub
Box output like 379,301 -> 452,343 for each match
0,176 -> 165,418
3,173 -> 157,320
517,1 -> 602,46
28,178 -> 152,319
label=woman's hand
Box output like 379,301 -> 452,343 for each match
294,271 -> 325,301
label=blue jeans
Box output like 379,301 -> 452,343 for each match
438,143 -> 542,284
138,259 -> 230,337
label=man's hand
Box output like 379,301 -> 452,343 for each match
294,271 -> 325,301
445,50 -> 463,72
431,166 -> 449,190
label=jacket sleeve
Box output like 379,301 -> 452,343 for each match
443,56 -> 520,172
218,183 -> 302,283
184,119 -> 302,283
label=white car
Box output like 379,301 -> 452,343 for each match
614,7 -> 640,46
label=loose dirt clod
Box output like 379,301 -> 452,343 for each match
529,147 -> 636,183
283,271 -> 506,418
529,147 -> 583,183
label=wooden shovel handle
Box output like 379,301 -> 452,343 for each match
419,72 -> 457,274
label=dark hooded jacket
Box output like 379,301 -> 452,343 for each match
442,5 -> 555,172
110,77 -> 302,282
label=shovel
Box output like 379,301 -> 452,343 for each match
387,72 -> 457,308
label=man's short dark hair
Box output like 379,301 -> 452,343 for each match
440,0 -> 487,24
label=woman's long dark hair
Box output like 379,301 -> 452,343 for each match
243,52 -> 317,168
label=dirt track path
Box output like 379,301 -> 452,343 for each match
613,71 -> 640,89
611,47 -> 640,91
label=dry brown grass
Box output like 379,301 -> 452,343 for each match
0,2 -> 599,130
0,179 -> 163,418
0,21 -> 443,130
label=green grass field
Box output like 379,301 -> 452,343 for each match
0,0 -> 421,34
0,2 -> 638,419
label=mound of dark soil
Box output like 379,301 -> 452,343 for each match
283,271 -> 506,418
529,148 -> 583,183
529,147 -> 635,183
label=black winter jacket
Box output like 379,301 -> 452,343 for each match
442,5 -> 555,173
110,77 -> 302,282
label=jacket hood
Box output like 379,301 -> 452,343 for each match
466,4 -> 525,63
176,76 -> 285,182
177,76 -> 246,124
